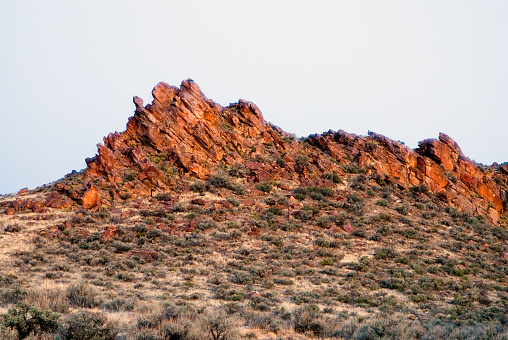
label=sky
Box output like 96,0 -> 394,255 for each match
1,1 -> 507,194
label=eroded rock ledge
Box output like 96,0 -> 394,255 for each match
3,79 -> 508,223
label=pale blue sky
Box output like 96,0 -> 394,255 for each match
1,1 -> 507,194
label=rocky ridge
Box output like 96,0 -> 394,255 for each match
2,79 -> 508,223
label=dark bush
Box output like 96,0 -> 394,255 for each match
1,303 -> 60,338
256,182 -> 272,193
190,181 -> 207,193
228,163 -> 249,178
66,282 -> 100,308
374,248 -> 399,260
208,171 -> 233,189
59,311 -> 117,340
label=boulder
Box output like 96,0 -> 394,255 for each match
45,191 -> 73,209
82,185 -> 100,209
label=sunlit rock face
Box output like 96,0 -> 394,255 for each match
3,79 -> 508,223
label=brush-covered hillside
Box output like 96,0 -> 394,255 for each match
0,80 -> 507,339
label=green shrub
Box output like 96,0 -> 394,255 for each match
59,311 -> 117,340
395,204 -> 410,215
296,155 -> 310,167
201,311 -> 235,340
293,305 -> 327,336
228,163 -> 249,178
322,171 -> 342,184
208,171 -> 233,189
1,303 -> 60,338
256,182 -> 272,193
341,163 -> 364,174
375,248 -> 399,260
190,181 -> 207,193
124,171 -> 136,182
320,258 -> 334,266
66,282 -> 100,308
160,318 -> 197,340
410,184 -> 429,195
198,219 -> 217,231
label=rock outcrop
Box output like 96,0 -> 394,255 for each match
307,130 -> 507,222
3,79 -> 508,223
82,79 -> 342,202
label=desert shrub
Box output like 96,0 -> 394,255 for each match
320,258 -> 334,266
1,303 -> 60,338
4,224 -> 21,233
492,226 -> 508,241
316,215 -> 333,228
59,310 -> 117,340
0,326 -> 18,340
322,171 -> 342,184
66,282 -> 100,308
292,305 -> 334,337
228,163 -> 249,178
227,197 -> 239,207
296,155 -> 310,167
260,234 -> 283,247
410,184 -> 429,195
208,171 -> 233,189
291,291 -> 322,304
255,182 -> 272,193
376,200 -> 388,207
124,171 -> 136,182
350,176 -> 368,191
131,327 -> 163,340
160,317 -> 199,340
190,181 -> 207,193
22,288 -> 70,314
374,248 -> 399,260
198,219 -> 217,231
280,221 -> 300,232
341,163 -> 365,174
249,296 -> 272,311
112,241 -> 132,253
347,193 -> 363,204
233,184 -> 246,195
155,193 -> 172,201
395,204 -> 410,215
201,311 -> 236,340
1,287 -> 27,305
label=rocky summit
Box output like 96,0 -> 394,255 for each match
3,79 -> 508,223
0,80 -> 507,339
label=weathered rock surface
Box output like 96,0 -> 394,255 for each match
82,79 -> 342,202
3,79 -> 508,223
307,131 -> 507,220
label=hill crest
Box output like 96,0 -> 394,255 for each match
3,79 -> 508,224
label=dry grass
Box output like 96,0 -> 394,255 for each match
0,173 -> 507,339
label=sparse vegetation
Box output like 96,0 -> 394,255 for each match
2,92 -> 508,339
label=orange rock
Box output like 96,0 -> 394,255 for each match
18,188 -> 28,196
82,185 -> 100,209
45,191 -> 73,209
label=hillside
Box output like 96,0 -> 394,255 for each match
0,80 -> 507,339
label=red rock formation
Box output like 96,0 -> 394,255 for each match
83,79 -> 343,203
5,79 -> 507,224
307,130 -> 507,220
81,185 -> 100,210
